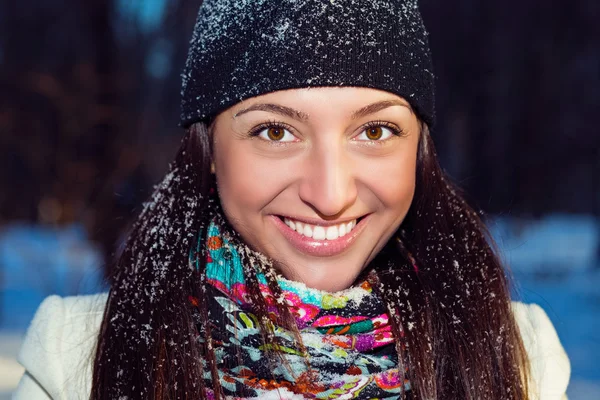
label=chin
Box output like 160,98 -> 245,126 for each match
309,279 -> 359,292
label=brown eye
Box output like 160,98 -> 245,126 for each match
355,124 -> 399,142
267,127 -> 285,141
365,126 -> 383,140
254,124 -> 297,142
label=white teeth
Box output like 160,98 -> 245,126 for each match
326,226 -> 338,240
312,226 -> 326,240
283,217 -> 358,240
303,224 -> 313,238
285,219 -> 294,230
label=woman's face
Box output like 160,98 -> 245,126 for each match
211,87 -> 420,291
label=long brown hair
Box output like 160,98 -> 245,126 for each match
91,122 -> 530,399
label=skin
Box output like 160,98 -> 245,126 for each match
211,87 -> 421,291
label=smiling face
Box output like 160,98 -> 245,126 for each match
211,87 -> 421,291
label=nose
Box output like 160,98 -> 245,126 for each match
298,143 -> 358,217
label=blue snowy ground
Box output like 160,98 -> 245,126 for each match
0,215 -> 599,399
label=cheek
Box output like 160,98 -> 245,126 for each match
361,152 -> 417,212
214,141 -> 290,217
215,145 -> 255,216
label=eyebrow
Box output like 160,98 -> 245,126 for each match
233,103 -> 310,121
233,99 -> 412,121
351,100 -> 413,120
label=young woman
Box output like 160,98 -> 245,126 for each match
15,1 -> 571,399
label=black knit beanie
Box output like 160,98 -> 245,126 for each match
181,0 -> 435,128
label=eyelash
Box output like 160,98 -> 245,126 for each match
247,120 -> 296,139
362,120 -> 406,139
247,120 -> 406,142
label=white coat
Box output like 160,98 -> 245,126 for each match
13,293 -> 571,399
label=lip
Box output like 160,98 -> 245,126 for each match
270,214 -> 370,257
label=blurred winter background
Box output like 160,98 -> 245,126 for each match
0,0 -> 598,398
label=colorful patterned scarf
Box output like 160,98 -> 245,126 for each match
189,220 -> 410,399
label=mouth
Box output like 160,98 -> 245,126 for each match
281,216 -> 362,240
270,214 -> 370,257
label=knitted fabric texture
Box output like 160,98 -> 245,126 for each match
189,219 -> 410,398
181,0 -> 435,128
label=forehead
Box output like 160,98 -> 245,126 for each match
226,87 -> 414,120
